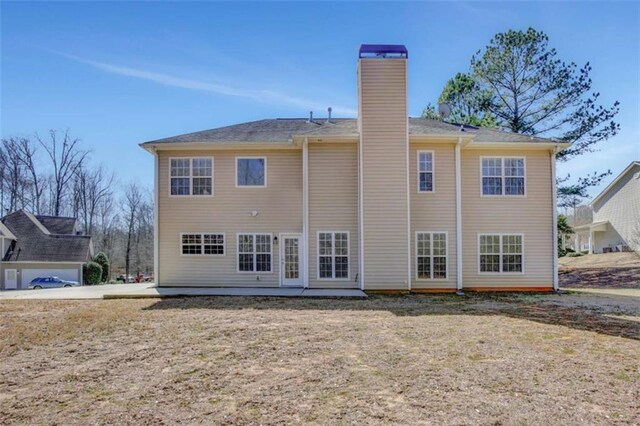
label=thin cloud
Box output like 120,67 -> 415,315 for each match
61,53 -> 357,116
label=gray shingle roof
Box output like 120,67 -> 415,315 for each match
142,117 -> 555,145
1,210 -> 92,263
35,215 -> 77,235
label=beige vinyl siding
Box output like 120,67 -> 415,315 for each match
410,143 -> 457,289
308,142 -> 359,289
157,149 -> 302,287
592,164 -> 640,252
0,262 -> 82,290
359,58 -> 410,290
461,149 -> 554,288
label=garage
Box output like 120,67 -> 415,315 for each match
21,268 -> 80,289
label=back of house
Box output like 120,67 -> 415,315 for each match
142,44 -> 568,292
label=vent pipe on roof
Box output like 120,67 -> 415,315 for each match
326,107 -> 332,123
308,111 -> 314,123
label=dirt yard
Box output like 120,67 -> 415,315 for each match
560,252 -> 640,289
0,294 -> 638,425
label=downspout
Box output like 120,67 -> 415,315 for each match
303,138 -> 309,288
455,137 -> 464,295
551,145 -> 559,292
153,148 -> 160,287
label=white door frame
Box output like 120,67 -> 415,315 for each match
279,233 -> 303,287
4,269 -> 18,290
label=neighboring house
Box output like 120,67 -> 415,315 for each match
574,161 -> 640,254
0,210 -> 93,290
141,44 -> 570,292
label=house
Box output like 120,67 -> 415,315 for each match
573,161 -> 640,254
141,44 -> 570,292
0,210 -> 93,290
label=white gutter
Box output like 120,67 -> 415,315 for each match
153,149 -> 160,287
551,146 -> 559,291
302,138 -> 309,288
357,61 -> 365,290
455,138 -> 464,294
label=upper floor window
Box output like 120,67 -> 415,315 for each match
417,151 -> 434,192
237,157 -> 266,187
481,157 -> 525,196
170,157 -> 213,196
479,234 -> 523,273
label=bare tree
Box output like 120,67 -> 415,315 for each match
0,138 -> 27,214
73,164 -> 115,235
37,130 -> 89,216
122,182 -> 143,279
15,137 -> 45,214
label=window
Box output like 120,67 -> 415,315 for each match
417,151 -> 434,192
236,157 -> 266,187
181,233 -> 224,255
481,157 -> 525,196
416,232 -> 447,279
237,233 -> 272,272
479,234 -> 523,273
318,232 -> 349,279
170,157 -> 213,196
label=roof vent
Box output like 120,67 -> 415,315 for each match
308,111 -> 314,123
326,107 -> 332,123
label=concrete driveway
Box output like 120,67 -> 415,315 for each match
0,283 -> 155,300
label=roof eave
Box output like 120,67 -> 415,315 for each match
590,161 -> 640,206
140,140 -> 301,152
464,141 -> 571,150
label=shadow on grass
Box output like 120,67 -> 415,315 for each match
143,293 -> 640,341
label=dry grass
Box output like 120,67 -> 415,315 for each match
559,252 -> 640,269
0,293 -> 638,425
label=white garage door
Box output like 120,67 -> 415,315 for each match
21,268 -> 79,288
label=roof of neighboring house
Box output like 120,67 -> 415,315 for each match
0,210 -> 92,263
35,215 -> 78,235
141,117 -> 557,146
591,161 -> 640,206
0,222 -> 16,240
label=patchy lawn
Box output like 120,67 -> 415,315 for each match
560,252 -> 640,289
0,294 -> 638,425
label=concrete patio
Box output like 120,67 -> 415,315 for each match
0,284 -> 367,300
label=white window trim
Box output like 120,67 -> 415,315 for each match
477,233 -> 525,275
479,156 -> 526,197
179,232 -> 225,257
169,157 -> 214,197
317,231 -> 350,281
417,150 -> 435,193
236,233 -> 273,274
235,156 -> 268,188
415,231 -> 449,280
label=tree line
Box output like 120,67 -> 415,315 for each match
0,130 -> 152,280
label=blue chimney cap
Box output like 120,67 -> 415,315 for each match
359,44 -> 408,58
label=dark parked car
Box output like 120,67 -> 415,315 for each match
116,274 -> 135,283
29,276 -> 81,289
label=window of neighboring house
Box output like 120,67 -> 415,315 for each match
318,232 -> 349,279
170,157 -> 213,196
418,151 -> 434,192
236,157 -> 267,187
181,233 -> 224,255
479,234 -> 523,273
416,232 -> 447,279
481,157 -> 525,196
237,233 -> 272,272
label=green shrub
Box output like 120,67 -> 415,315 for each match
83,261 -> 103,285
567,252 -> 583,258
93,252 -> 110,283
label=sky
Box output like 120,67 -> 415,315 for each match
1,1 -> 639,198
